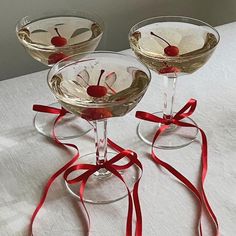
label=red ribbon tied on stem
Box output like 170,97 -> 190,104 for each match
64,142 -> 143,236
136,98 -> 220,236
30,104 -> 143,236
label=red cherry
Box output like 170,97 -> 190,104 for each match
164,45 -> 179,56
87,85 -> 107,98
51,28 -> 67,47
159,66 -> 180,74
48,52 -> 67,64
51,36 -> 67,47
86,69 -> 107,98
82,108 -> 112,121
150,31 -> 179,57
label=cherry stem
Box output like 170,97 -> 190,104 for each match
97,69 -> 105,86
54,28 -> 62,37
150,31 -> 171,46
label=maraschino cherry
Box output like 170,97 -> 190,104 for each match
48,52 -> 67,64
82,108 -> 112,121
87,69 -> 108,98
159,66 -> 180,74
150,31 -> 179,56
51,28 -> 67,47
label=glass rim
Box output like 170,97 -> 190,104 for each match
47,50 -> 152,108
128,15 -> 220,61
16,9 -> 104,51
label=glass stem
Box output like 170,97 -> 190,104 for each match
162,75 -> 177,121
93,120 -> 108,166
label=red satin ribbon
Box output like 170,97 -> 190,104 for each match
136,98 -> 220,236
64,144 -> 143,236
30,104 -> 142,236
33,104 -> 69,115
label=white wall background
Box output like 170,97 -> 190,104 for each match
1,0 -> 236,80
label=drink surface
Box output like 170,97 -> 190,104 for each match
49,58 -> 150,120
17,16 -> 103,66
129,22 -> 218,75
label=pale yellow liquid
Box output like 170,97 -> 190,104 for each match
17,16 -> 103,66
129,22 -> 218,74
49,62 -> 150,120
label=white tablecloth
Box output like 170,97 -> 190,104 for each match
0,22 -> 236,236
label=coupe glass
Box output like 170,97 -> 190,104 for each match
47,51 -> 151,203
129,16 -> 219,149
16,10 -> 104,139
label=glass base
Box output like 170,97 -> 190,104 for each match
33,102 -> 93,140
65,152 -> 140,204
137,111 -> 198,149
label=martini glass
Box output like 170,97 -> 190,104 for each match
129,16 -> 219,149
16,10 -> 104,139
47,51 -> 151,203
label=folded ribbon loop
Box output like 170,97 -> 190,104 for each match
33,104 -> 69,116
174,98 -> 197,120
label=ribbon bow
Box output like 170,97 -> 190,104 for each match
136,98 -> 220,236
30,104 -> 143,236
136,98 -> 196,130
64,143 -> 143,236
